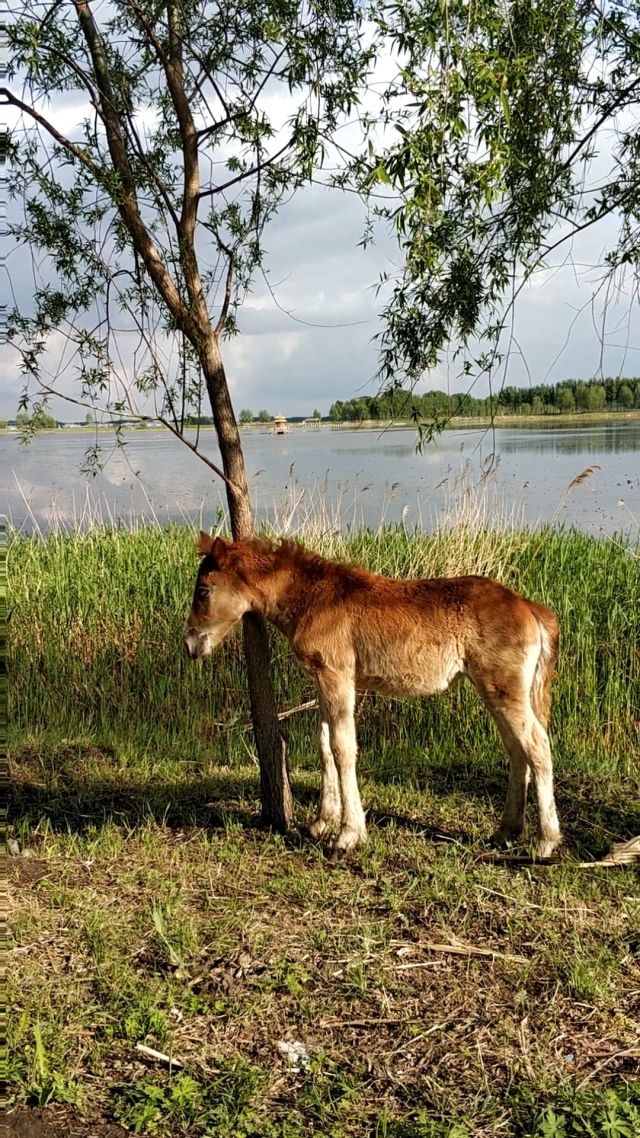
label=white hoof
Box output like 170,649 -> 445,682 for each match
308,816 -> 337,840
535,834 -> 561,859
333,824 -> 367,855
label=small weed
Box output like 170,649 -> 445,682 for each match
151,899 -> 198,973
82,912 -> 112,964
294,1060 -> 363,1130
114,1060 -> 264,1136
22,1021 -> 79,1107
257,958 -> 312,997
556,938 -> 619,1004
375,1115 -> 472,1138
342,958 -> 369,996
513,1082 -> 640,1137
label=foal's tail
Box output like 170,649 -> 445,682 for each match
529,603 -> 560,729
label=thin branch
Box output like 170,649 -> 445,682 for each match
157,415 -> 239,491
260,265 -> 369,329
122,109 -> 181,233
197,139 -> 292,200
0,87 -> 102,180
559,74 -> 640,176
21,360 -> 238,494
214,249 -> 235,337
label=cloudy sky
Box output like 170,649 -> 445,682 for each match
2,30 -> 639,423
209,183 -> 640,418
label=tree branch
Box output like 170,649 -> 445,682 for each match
214,249 -> 235,336
157,414 -> 240,491
197,139 -> 291,200
560,74 -> 640,176
127,0 -> 207,320
0,86 -> 102,179
19,355 -> 239,493
72,0 -> 192,332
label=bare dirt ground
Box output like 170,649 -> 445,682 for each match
0,1107 -> 128,1138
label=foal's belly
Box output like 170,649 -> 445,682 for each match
355,646 -> 465,699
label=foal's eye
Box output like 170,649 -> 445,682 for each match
196,585 -> 210,603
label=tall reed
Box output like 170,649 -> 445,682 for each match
9,515 -> 639,785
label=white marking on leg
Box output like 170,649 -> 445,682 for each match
495,704 -> 561,857
525,715 -> 561,857
476,638 -> 561,855
308,702 -> 342,838
324,680 -> 366,853
522,636 -> 561,853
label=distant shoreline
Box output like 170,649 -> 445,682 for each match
3,407 -> 640,436
320,409 -> 640,431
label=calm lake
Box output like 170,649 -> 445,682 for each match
2,420 -> 640,537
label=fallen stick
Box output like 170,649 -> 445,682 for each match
211,699 -> 318,732
136,1043 -> 184,1068
575,1045 -> 640,1091
474,852 -> 560,866
422,941 -> 528,965
392,961 -> 443,971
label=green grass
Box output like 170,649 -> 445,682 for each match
9,523 -> 640,801
7,523 -> 640,1136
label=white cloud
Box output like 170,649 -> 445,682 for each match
4,31 -> 640,425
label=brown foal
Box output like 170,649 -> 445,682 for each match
185,534 -> 562,858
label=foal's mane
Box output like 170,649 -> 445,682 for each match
200,534 -> 361,588
246,537 -> 335,579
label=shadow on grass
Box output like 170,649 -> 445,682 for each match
366,752 -> 640,859
11,760 -> 263,836
9,739 -> 482,852
9,742 -> 639,860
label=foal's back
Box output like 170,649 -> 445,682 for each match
297,568 -> 553,703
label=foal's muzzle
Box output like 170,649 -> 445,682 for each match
184,628 -> 210,659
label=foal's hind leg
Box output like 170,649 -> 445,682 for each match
308,695 -> 342,839
471,635 -> 561,858
492,751 -> 530,846
489,694 -> 561,858
317,675 -> 367,854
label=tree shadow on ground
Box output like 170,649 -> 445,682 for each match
9,742 -> 639,862
8,740 -> 483,859
11,760 -> 263,836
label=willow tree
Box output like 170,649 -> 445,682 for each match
363,0 -> 640,410
4,0 -> 371,828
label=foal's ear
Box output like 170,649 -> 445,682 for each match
196,530 -> 215,557
196,531 -> 231,565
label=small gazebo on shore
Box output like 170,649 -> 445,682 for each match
272,413 -> 290,435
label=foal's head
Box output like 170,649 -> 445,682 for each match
184,532 -> 251,659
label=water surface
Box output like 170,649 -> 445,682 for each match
2,420 -> 639,536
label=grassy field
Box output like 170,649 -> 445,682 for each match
7,521 -> 640,1137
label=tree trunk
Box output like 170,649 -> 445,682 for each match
201,336 -> 294,831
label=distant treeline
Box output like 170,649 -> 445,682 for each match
329,377 -> 640,422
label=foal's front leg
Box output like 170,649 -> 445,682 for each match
308,695 -> 342,839
321,678 -> 367,854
